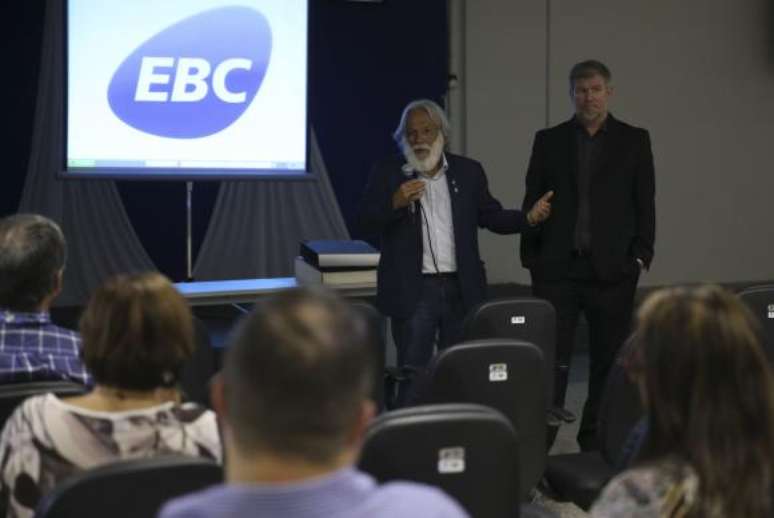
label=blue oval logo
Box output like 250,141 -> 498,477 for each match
108,6 -> 272,139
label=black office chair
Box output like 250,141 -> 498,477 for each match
178,316 -> 220,407
420,339 -> 546,499
359,403 -> 520,518
543,336 -> 644,510
463,297 -> 556,405
738,285 -> 774,364
35,456 -> 223,518
462,298 -> 575,431
0,381 -> 87,429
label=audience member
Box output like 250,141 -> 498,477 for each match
0,272 -> 221,517
0,214 -> 90,385
160,287 -> 468,518
591,285 -> 774,517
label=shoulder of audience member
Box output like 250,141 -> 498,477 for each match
53,323 -> 81,339
590,460 -> 690,518
0,393 -> 50,443
378,480 -> 470,517
171,402 -> 222,462
157,490 -> 212,518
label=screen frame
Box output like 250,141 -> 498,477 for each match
60,0 -> 313,181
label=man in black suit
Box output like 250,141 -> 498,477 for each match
521,60 -> 655,450
361,99 -> 553,404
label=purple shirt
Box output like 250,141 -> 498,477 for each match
159,467 -> 469,518
0,310 -> 91,385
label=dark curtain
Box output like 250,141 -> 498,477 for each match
18,0 -> 155,306
193,130 -> 348,279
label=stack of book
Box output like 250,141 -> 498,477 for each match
294,240 -> 379,286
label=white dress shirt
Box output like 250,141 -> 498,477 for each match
413,155 -> 456,274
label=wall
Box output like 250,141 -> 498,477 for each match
464,0 -> 774,286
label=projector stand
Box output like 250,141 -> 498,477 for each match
186,181 -> 193,280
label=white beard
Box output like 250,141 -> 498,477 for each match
402,134 -> 445,174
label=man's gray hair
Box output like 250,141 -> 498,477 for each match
0,214 -> 66,311
392,99 -> 451,146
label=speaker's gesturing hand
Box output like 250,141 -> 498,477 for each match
527,190 -> 554,225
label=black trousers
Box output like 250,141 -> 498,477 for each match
391,275 -> 466,406
533,254 -> 639,451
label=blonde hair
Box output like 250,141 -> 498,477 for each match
636,285 -> 774,517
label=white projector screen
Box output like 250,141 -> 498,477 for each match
64,0 -> 309,179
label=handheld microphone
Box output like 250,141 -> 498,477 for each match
401,163 -> 417,214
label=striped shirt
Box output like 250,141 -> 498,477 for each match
159,467 -> 469,518
0,309 -> 91,385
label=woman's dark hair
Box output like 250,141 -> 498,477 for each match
636,285 -> 774,517
80,272 -> 194,391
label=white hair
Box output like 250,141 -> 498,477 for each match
392,99 -> 451,148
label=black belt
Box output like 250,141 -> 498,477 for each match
422,272 -> 458,279
571,249 -> 591,258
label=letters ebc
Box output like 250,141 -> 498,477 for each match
108,6 -> 272,139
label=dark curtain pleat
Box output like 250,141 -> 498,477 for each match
193,131 -> 349,280
18,0 -> 156,306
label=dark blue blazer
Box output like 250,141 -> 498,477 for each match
520,115 -> 656,282
359,153 -> 528,318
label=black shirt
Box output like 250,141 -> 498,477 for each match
573,117 -> 609,251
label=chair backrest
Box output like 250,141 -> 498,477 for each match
462,297 -> 556,405
597,335 -> 645,466
359,403 -> 520,518
424,339 -> 546,498
738,285 -> 774,365
179,316 -> 220,407
0,381 -> 87,429
35,456 -> 223,518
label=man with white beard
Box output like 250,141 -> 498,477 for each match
360,99 -> 553,405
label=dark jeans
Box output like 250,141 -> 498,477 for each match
391,274 -> 466,405
534,255 -> 639,451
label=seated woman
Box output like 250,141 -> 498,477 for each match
0,272 -> 222,517
591,285 -> 774,517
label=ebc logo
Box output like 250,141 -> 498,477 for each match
108,6 -> 272,139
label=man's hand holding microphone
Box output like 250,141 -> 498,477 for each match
392,180 -> 426,210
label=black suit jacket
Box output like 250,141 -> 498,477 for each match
360,153 -> 528,318
520,115 -> 655,282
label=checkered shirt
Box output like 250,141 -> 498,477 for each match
0,309 -> 92,386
